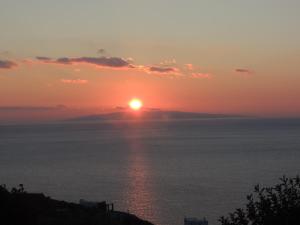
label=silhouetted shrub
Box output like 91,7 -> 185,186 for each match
219,176 -> 300,225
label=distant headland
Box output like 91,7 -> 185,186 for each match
0,184 -> 153,225
67,110 -> 243,122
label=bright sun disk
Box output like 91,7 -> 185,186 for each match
129,98 -> 143,111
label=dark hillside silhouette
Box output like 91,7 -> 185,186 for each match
0,184 -> 153,225
220,176 -> 300,225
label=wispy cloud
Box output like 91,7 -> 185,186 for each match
36,56 -> 52,61
148,66 -> 178,73
191,73 -> 211,79
0,105 -> 67,111
137,65 -> 182,77
0,60 -> 17,69
97,49 -> 106,55
61,79 -> 88,84
33,55 -> 213,79
159,59 -> 177,66
138,65 -> 180,76
235,68 -> 253,74
36,56 -> 133,69
35,55 -> 183,75
185,63 -> 194,71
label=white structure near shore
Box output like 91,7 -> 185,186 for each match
184,217 -> 208,225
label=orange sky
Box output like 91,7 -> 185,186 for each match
1,1 -> 300,121
0,58 -> 299,122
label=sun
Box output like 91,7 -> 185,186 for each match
129,98 -> 143,111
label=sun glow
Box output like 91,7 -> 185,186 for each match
129,98 -> 143,111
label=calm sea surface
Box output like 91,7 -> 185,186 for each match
0,118 -> 300,225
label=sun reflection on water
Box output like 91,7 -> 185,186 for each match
122,129 -> 161,225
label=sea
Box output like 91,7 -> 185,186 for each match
0,118 -> 300,225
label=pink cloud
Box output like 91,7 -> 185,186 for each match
61,79 -> 88,84
191,73 -> 211,79
159,59 -> 177,66
185,63 -> 194,71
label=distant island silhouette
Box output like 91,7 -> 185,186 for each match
67,110 -> 243,122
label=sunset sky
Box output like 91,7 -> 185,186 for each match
1,0 -> 300,121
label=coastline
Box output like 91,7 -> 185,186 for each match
0,185 -> 154,225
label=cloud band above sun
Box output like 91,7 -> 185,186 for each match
1,53 -> 251,81
33,55 -> 212,78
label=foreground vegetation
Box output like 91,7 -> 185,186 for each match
0,184 -> 153,225
2,176 -> 300,225
220,176 -> 300,225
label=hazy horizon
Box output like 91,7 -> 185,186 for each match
1,105 -> 300,123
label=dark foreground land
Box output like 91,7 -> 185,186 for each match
0,185 -> 153,225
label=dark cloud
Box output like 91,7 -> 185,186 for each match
36,56 -> 52,61
56,57 -> 73,64
0,105 -> 67,111
235,68 -> 253,74
0,60 -> 17,69
148,66 -> 177,73
34,55 -> 186,76
97,49 -> 106,55
36,56 -> 132,68
74,57 -> 131,67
